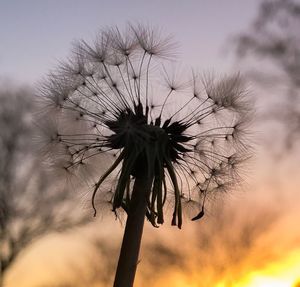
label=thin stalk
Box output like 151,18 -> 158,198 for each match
113,172 -> 153,287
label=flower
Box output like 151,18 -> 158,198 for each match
39,24 -> 252,229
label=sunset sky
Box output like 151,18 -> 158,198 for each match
0,0 -> 259,84
1,1 -> 300,287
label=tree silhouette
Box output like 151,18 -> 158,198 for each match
37,237 -> 184,287
36,203 -> 279,287
39,24 -> 252,287
0,85 -> 89,286
235,0 -> 300,150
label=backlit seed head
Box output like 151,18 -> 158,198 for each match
38,23 -> 252,229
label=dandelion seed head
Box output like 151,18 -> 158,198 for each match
38,23 -> 252,228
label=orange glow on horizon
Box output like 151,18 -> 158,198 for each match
150,249 -> 300,287
7,185 -> 300,287
217,249 -> 300,287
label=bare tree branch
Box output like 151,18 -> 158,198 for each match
0,84 -> 91,285
235,0 -> 300,151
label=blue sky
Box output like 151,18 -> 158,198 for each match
0,0 -> 261,85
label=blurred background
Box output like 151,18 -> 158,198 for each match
1,0 -> 300,286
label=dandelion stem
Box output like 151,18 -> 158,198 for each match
113,172 -> 153,287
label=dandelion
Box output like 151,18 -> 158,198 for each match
38,24 -> 252,287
